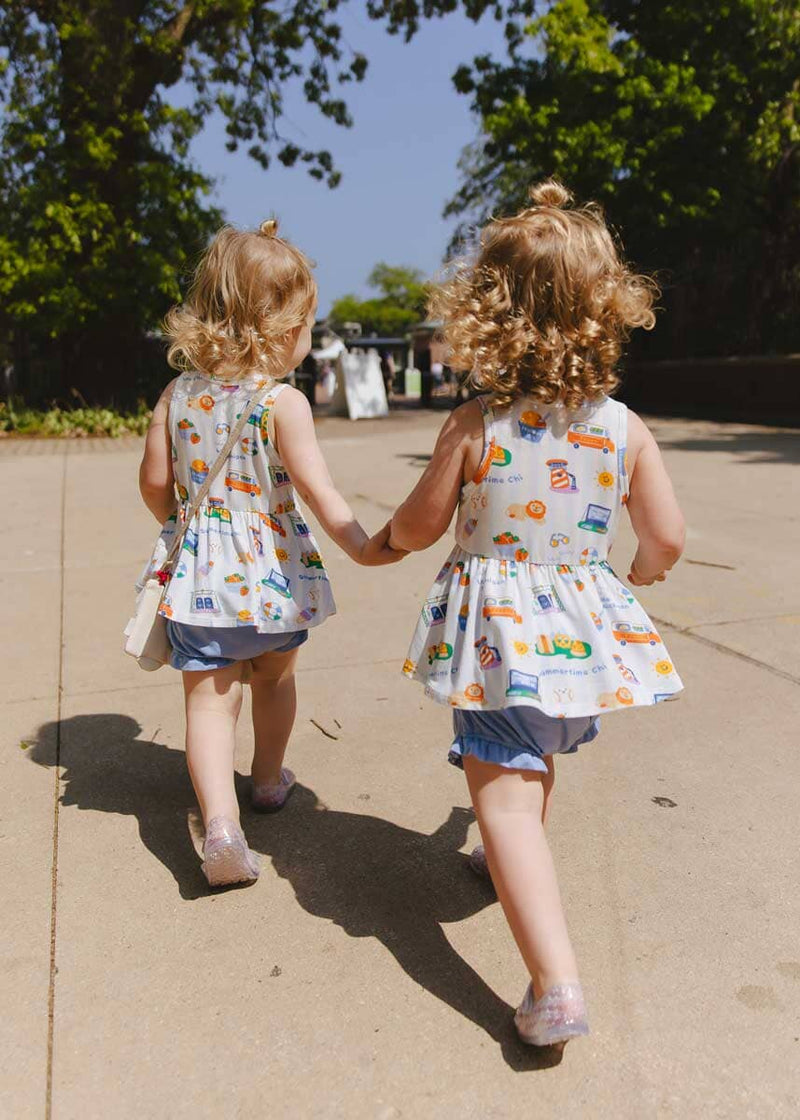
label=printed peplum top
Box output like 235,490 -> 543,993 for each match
403,394 -> 683,717
137,372 -> 336,633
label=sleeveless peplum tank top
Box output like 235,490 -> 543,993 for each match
137,371 -> 336,634
403,394 -> 683,717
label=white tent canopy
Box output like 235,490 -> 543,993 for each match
311,338 -> 346,361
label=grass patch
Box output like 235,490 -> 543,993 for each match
0,399 -> 151,438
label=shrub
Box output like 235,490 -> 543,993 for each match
0,399 -> 151,438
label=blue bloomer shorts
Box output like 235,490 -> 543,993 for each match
166,621 -> 308,672
449,706 -> 600,774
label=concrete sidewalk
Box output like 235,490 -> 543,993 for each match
2,412 -> 799,1119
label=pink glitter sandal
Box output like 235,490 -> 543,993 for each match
251,767 -> 296,813
202,817 -> 260,888
514,982 -> 589,1048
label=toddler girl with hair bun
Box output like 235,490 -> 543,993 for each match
137,218 -> 402,888
389,180 -> 685,1048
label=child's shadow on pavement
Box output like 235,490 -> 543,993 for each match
30,713 -> 561,1071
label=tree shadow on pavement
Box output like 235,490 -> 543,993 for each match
29,713 -> 561,1072
652,427 -> 800,465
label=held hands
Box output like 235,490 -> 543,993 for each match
627,557 -> 667,587
359,520 -> 408,567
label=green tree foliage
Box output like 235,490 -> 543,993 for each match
329,263 -> 428,336
448,0 -> 800,358
0,0 -> 503,404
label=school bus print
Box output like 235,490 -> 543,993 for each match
611,622 -> 662,646
225,470 -> 261,498
258,511 -> 286,538
567,422 -> 616,454
482,597 -> 523,624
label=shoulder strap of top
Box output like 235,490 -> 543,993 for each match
166,371 -> 193,423
613,397 -> 630,502
264,380 -> 290,450
471,394 -> 497,484
162,380 -> 275,571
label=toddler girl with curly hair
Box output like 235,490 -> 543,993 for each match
389,181 -> 685,1048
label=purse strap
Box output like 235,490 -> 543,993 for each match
162,380 -> 276,571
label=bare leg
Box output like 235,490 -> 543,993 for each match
470,754 -> 554,874
183,664 -> 243,827
541,756 -> 555,826
249,647 -> 300,786
463,755 -> 579,999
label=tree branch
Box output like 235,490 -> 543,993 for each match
159,2 -> 196,46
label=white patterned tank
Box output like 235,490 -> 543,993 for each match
403,394 -> 683,717
138,372 -> 336,633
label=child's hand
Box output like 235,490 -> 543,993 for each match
359,521 -> 408,567
628,558 -> 667,586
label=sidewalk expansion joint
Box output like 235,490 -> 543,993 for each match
351,492 -> 396,513
45,449 -> 67,1120
681,611 -> 800,629
652,615 -> 800,687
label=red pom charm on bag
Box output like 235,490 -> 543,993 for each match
156,567 -> 172,587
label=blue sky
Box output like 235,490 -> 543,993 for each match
188,8 -> 510,315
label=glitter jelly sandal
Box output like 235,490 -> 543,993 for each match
201,816 -> 260,888
251,767 -> 296,813
514,982 -> 589,1048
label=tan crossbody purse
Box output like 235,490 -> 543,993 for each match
124,382 -> 274,671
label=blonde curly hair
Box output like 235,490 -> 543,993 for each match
164,218 -> 317,381
429,181 -> 657,409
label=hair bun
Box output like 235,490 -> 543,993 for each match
258,218 -> 279,238
529,180 -> 572,209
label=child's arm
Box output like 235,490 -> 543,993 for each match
139,381 -> 177,524
274,387 -> 403,566
389,400 -> 483,551
625,410 -> 685,586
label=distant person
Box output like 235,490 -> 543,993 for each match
431,359 -> 444,390
380,350 -> 396,400
320,359 -> 336,401
295,352 -> 317,406
418,348 -> 432,407
134,218 -> 403,888
386,180 -> 684,1048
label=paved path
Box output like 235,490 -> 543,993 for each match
2,413 -> 800,1119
